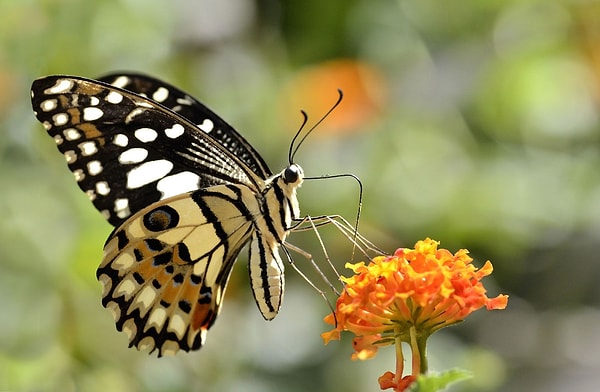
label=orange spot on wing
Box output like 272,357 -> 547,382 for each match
191,302 -> 215,331
67,108 -> 80,124
78,123 -> 103,140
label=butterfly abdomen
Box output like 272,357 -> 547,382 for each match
246,165 -> 304,320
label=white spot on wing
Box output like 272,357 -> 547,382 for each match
114,198 -> 130,218
112,252 -> 134,269
125,108 -> 146,123
106,300 -> 121,321
165,123 -> 185,139
41,99 -> 57,112
79,141 -> 97,156
114,276 -> 137,298
122,319 -> 137,341
96,181 -> 110,195
111,76 -> 130,88
106,91 -> 123,104
161,341 -> 180,356
197,119 -> 214,133
156,171 -> 200,199
63,128 -> 80,141
135,286 -> 157,313
119,148 -> 148,164
98,274 -> 112,297
168,312 -> 187,339
127,159 -> 174,189
83,107 -> 103,121
136,101 -> 153,109
90,96 -> 100,106
64,150 -> 76,164
52,113 -> 68,126
73,169 -> 85,182
135,127 -> 158,142
147,307 -> 167,330
45,79 -> 73,94
177,96 -> 193,106
152,87 -> 169,102
87,160 -> 103,175
113,134 -> 128,147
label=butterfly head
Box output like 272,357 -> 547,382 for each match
282,163 -> 304,186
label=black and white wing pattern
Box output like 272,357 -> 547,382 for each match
31,75 -> 269,227
31,74 -> 304,356
97,73 -> 272,183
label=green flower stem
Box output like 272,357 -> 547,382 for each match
409,325 -> 429,375
417,332 -> 429,374
394,325 -> 405,383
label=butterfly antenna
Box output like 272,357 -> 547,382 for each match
288,110 -> 309,165
289,89 -> 344,163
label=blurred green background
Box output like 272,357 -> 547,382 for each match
2,0 -> 600,391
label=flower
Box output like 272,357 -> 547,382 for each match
322,238 -> 508,391
282,58 -> 385,134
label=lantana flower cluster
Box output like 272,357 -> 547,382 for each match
322,238 -> 508,391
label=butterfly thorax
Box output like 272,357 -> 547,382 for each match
257,163 -> 303,242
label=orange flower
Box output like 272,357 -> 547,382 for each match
322,238 -> 508,391
282,58 -> 385,134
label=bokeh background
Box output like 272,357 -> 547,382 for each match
2,0 -> 600,391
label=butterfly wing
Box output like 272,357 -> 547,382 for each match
31,74 -> 303,356
98,184 -> 259,356
31,75 -> 266,227
97,72 -> 272,180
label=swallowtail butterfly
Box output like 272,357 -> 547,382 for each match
31,73 -> 315,356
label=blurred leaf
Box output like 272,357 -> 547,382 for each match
408,369 -> 472,392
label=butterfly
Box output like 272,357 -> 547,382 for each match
31,73 -> 310,356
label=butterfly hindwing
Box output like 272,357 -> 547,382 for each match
31,75 -> 265,227
98,184 -> 260,356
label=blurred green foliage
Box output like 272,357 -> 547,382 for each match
2,0 -> 600,391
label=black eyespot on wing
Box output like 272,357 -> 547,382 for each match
173,273 -> 184,284
178,300 -> 192,314
153,251 -> 172,266
143,206 -> 180,232
198,286 -> 212,304
134,248 -> 144,261
116,230 -> 129,250
133,272 -> 145,285
144,238 -> 164,252
190,274 -> 202,285
175,243 -> 192,264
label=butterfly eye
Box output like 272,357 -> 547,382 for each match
283,165 -> 301,184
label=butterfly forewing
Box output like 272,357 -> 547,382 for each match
97,73 -> 272,180
31,75 -> 264,227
